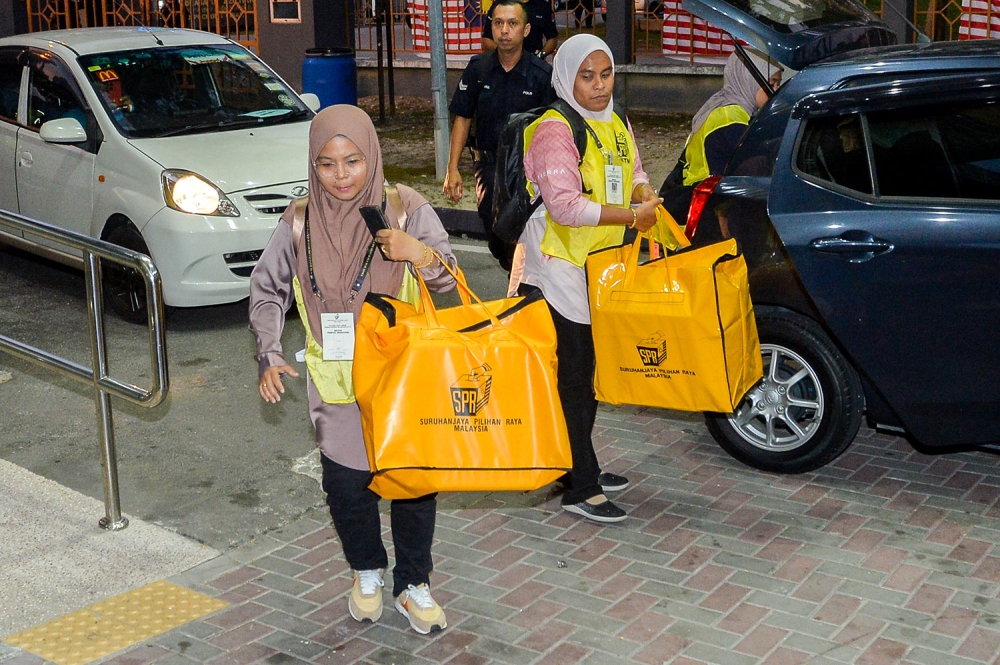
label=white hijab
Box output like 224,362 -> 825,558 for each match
552,33 -> 615,122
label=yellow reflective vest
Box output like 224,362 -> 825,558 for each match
682,104 -> 750,186
292,270 -> 419,404
526,108 -> 635,268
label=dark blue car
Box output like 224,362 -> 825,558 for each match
680,0 -> 1000,472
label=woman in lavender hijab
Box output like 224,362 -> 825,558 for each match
249,105 -> 455,635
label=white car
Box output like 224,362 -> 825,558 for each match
0,27 -> 319,321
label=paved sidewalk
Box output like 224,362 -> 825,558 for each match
6,403 -> 1000,665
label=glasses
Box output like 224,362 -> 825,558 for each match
313,156 -> 366,179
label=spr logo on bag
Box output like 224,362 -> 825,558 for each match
451,364 -> 492,416
637,332 -> 667,367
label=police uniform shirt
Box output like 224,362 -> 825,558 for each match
448,50 -> 555,154
481,0 -> 559,58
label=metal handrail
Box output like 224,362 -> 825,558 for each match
0,209 -> 169,531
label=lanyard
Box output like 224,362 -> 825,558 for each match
583,122 -> 614,165
303,205 -> 379,306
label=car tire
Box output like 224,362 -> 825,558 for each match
102,223 -> 152,324
705,309 -> 864,473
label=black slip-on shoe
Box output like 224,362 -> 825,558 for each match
598,472 -> 629,492
563,495 -> 627,523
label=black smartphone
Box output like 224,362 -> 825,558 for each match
359,206 -> 391,237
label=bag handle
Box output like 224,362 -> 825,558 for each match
622,205 -> 692,291
411,263 -> 473,311
656,204 -> 691,250
414,250 -> 503,331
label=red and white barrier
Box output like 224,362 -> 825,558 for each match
661,0 -> 734,56
409,0 -> 484,55
959,0 -> 1000,38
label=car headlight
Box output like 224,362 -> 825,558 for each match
162,170 -> 240,217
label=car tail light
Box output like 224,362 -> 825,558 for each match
684,175 -> 722,240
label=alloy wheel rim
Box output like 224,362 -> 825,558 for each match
727,344 -> 824,452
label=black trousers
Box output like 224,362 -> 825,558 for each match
474,159 -> 515,272
320,454 -> 436,597
519,284 -> 603,505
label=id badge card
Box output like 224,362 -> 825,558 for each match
321,312 -> 355,361
605,164 -> 625,206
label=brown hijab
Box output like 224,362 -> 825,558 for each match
289,105 -> 420,342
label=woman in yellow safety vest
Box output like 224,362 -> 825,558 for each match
680,51 -> 783,187
508,34 -> 663,524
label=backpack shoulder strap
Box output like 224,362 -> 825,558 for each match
612,101 -> 628,127
291,197 -> 307,255
547,98 -> 589,167
384,183 -> 407,230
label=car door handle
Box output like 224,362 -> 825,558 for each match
18,152 -> 32,168
809,232 -> 894,263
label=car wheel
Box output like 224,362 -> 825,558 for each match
102,223 -> 151,324
705,309 -> 864,473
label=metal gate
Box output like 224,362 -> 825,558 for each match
26,0 -> 259,52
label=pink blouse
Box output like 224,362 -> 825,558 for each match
523,116 -> 650,226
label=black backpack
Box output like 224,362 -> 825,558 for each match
492,98 -> 626,244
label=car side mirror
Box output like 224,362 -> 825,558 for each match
39,117 -> 88,144
299,93 -> 321,112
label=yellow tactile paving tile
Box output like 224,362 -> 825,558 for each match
3,580 -> 228,665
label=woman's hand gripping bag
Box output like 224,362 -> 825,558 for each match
353,260 -> 572,500
586,211 -> 763,413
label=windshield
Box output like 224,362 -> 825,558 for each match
79,45 -> 311,139
722,0 -> 881,34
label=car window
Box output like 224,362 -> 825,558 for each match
868,101 -> 1000,201
0,49 -> 21,123
27,54 -> 87,129
78,45 -> 311,139
796,114 -> 873,195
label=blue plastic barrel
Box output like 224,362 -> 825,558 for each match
302,47 -> 358,109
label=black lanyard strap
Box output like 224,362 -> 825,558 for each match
583,121 -> 614,165
304,205 -> 378,307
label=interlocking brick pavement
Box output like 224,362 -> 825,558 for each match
16,405 -> 1000,664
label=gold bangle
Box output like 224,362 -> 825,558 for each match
413,244 -> 435,269
628,207 -> 638,229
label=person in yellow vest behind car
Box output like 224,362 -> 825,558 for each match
680,50 -> 783,187
508,34 -> 664,524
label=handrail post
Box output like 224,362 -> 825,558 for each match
1,208 -> 167,531
84,251 -> 128,531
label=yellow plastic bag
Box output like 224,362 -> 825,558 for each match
586,213 -> 762,413
354,257 -> 572,499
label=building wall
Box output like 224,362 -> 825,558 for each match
0,4 -> 13,38
0,0 -> 28,38
357,61 -> 724,115
257,0 -> 316,92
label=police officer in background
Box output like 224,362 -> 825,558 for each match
444,0 -> 557,270
482,0 -> 558,60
